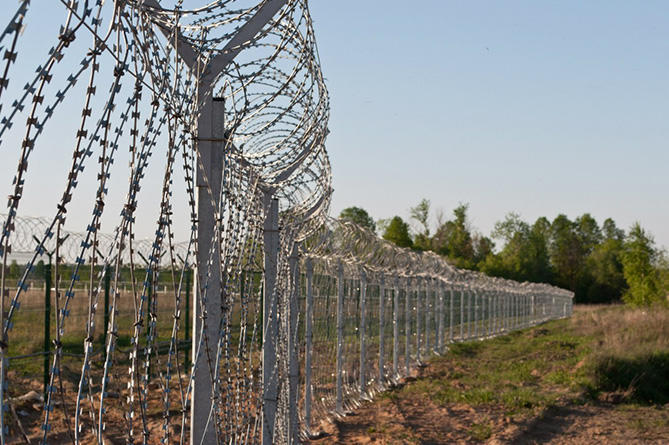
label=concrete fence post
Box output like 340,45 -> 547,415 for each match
360,268 -> 367,394
405,277 -> 411,376
393,275 -> 399,379
379,274 -> 386,384
336,262 -> 344,413
288,243 -> 300,444
304,258 -> 314,436
262,192 -> 279,445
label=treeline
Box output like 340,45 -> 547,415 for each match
339,202 -> 668,306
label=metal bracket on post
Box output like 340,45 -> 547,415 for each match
304,257 -> 314,436
359,267 -> 367,395
262,191 -> 279,445
288,242 -> 300,444
392,275 -> 399,379
336,262 -> 344,413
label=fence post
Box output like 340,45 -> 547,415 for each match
262,192 -> 279,445
184,267 -> 190,372
424,278 -> 430,354
359,267 -> 367,394
459,285 -> 464,340
288,243 -> 300,444
43,258 -> 52,402
102,265 -> 110,351
304,258 -> 314,436
449,286 -> 454,343
405,277 -> 410,376
393,275 -> 399,379
530,294 -> 535,325
474,288 -> 478,339
378,274 -> 385,384
437,280 -> 444,352
336,262 -> 344,413
416,277 -> 422,363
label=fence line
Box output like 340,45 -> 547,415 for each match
294,219 -> 572,438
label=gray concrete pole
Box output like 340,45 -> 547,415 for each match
336,262 -> 344,413
378,275 -> 385,384
304,258 -> 313,436
449,287 -> 454,343
192,96 -> 224,445
459,285 -> 464,340
393,275 -> 399,379
405,277 -> 410,376
288,243 -> 300,444
424,278 -> 430,353
416,278 -> 422,362
262,191 -> 279,445
437,280 -> 444,352
474,288 -> 479,339
359,268 -> 367,394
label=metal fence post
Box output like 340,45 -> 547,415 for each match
468,286 -> 473,339
304,258 -> 314,435
262,192 -> 279,445
336,262 -> 344,413
405,277 -> 410,376
437,280 -> 444,352
359,268 -> 367,394
184,268 -> 190,372
288,243 -> 300,444
416,277 -> 422,362
393,275 -> 399,379
424,278 -> 430,354
193,97 -> 224,445
378,274 -> 386,384
449,286 -> 454,343
474,288 -> 479,339
43,258 -> 52,401
460,285 -> 464,340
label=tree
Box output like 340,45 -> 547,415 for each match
586,237 -> 626,303
549,214 -> 586,297
410,198 -> 431,251
620,223 -> 664,306
431,203 -> 475,269
382,216 -> 413,248
339,206 -> 376,232
481,214 -> 551,283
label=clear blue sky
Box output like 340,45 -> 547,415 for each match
309,1 -> 669,247
1,1 -> 668,249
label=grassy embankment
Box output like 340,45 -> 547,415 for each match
317,304 -> 669,443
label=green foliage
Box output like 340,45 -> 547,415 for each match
345,198 -> 664,305
432,203 -> 477,269
382,216 -> 413,248
592,352 -> 669,404
620,223 -> 665,306
339,206 -> 376,232
481,214 -> 552,283
410,198 -> 431,251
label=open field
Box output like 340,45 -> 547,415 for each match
310,304 -> 669,444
